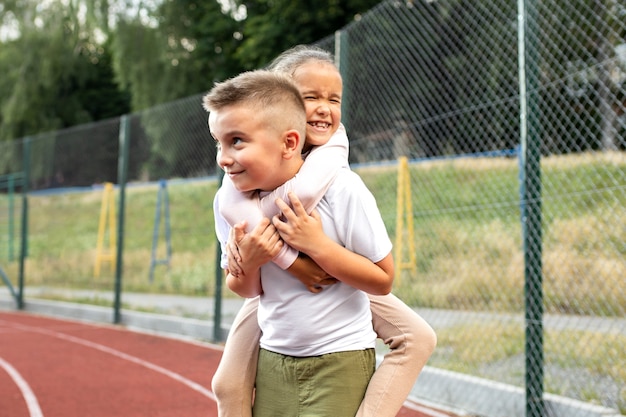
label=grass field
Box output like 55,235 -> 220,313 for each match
1,151 -> 624,316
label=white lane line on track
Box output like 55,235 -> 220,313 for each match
0,356 -> 44,417
2,318 -> 444,416
1,320 -> 217,402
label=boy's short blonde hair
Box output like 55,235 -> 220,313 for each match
203,70 -> 306,139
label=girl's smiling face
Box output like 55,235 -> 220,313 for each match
292,61 -> 343,151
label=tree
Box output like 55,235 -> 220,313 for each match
111,0 -> 244,111
109,1 -> 245,180
233,0 -> 382,70
539,0 -> 626,152
107,0 -> 385,179
0,0 -> 129,142
1,0 -> 386,142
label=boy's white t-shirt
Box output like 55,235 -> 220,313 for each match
214,167 -> 392,357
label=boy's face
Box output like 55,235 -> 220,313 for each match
210,105 -> 295,192
292,62 -> 342,149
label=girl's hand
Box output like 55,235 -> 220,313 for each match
287,254 -> 339,293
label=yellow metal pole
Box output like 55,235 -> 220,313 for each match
395,157 -> 417,283
108,184 -> 117,263
404,159 -> 417,274
94,182 -> 116,277
395,157 -> 406,283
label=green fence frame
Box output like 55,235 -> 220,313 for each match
0,138 -> 30,309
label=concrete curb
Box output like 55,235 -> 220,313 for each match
0,297 -> 225,342
411,367 -> 624,417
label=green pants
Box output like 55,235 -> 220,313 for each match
252,348 -> 375,417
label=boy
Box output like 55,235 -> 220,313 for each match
205,70 -> 394,416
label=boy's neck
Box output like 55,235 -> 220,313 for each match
261,158 -> 304,191
285,156 -> 305,178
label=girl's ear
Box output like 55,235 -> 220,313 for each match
282,129 -> 302,159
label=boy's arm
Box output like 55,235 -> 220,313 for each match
273,192 -> 394,295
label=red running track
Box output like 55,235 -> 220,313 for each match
0,311 -> 448,417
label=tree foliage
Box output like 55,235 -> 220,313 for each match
0,0 -> 382,142
106,0 -> 381,180
0,1 -> 130,142
234,0 -> 381,70
112,0 -> 242,111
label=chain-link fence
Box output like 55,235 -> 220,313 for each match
1,1 -> 624,416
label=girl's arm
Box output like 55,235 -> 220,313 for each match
257,124 -> 349,215
219,125 -> 349,270
215,191 -> 276,298
227,221 -> 342,294
219,176 -> 297,270
283,253 -> 339,293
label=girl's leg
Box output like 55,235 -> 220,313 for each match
356,294 -> 437,417
212,297 -> 261,417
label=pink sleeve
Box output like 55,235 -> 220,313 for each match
258,124 -> 349,215
218,175 -> 264,232
219,124 -> 350,270
218,174 -> 298,270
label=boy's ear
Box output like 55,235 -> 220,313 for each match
282,129 -> 302,158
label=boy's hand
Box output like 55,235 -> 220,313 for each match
287,254 -> 339,293
226,222 -> 246,277
273,192 -> 328,254
232,218 -> 283,276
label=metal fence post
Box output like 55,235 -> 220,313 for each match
335,29 -> 350,131
518,1 -> 544,416
114,115 -> 130,324
17,138 -> 31,310
213,168 -> 224,342
7,174 -> 14,261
